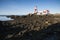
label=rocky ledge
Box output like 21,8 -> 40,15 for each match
0,14 -> 60,40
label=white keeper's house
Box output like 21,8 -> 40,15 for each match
34,6 -> 50,15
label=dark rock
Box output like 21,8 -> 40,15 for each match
0,15 -> 60,40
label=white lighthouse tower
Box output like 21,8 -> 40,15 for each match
34,6 -> 38,15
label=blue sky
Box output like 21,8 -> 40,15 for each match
0,0 -> 60,15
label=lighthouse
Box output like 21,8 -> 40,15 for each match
34,6 -> 38,15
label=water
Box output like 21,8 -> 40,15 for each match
0,16 -> 14,21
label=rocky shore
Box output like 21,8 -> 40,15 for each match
0,14 -> 60,40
